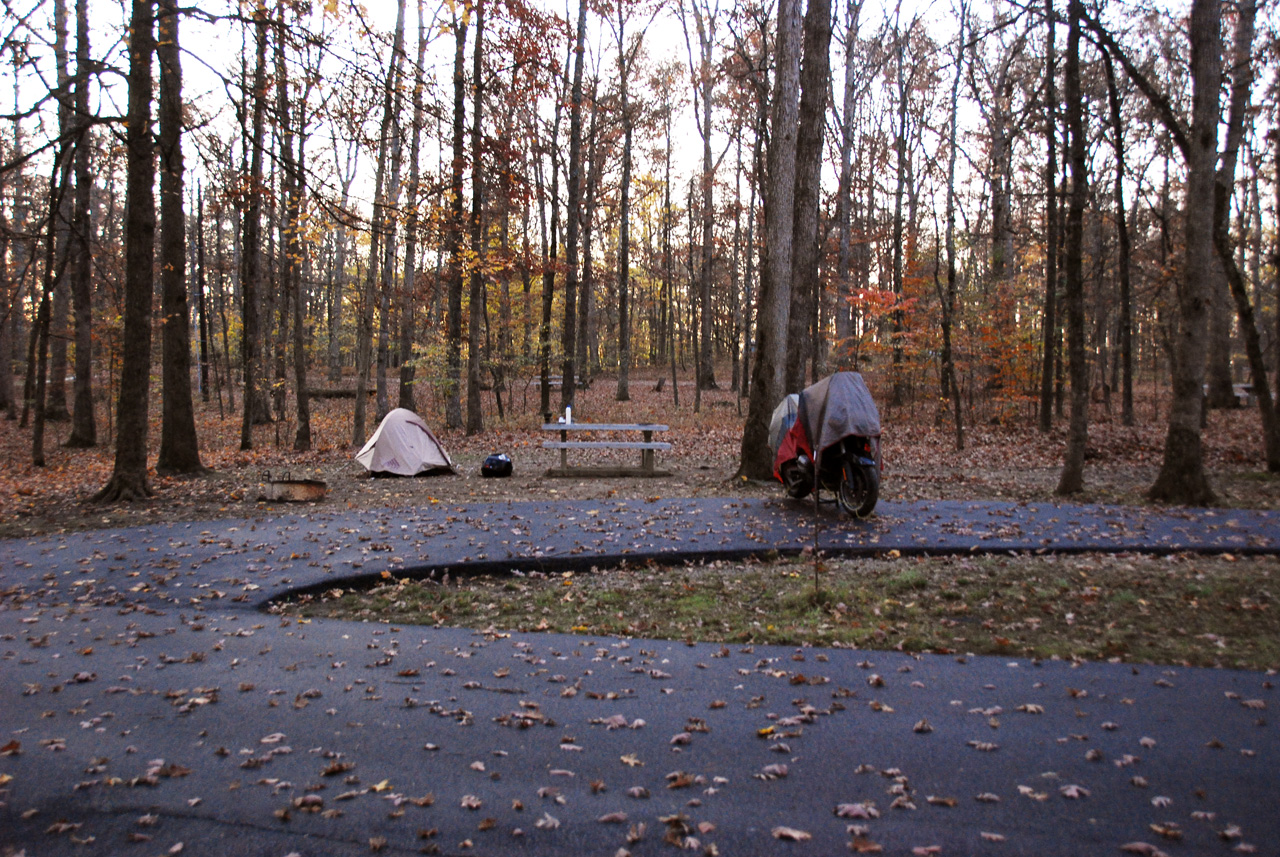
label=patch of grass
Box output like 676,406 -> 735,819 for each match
279,552 -> 1280,671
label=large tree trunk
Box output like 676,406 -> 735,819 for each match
560,0 -> 586,412
888,22 -> 909,405
94,0 -> 155,502
355,0 -> 407,444
46,0 -> 72,423
577,78 -> 600,386
1205,256 -> 1235,407
1212,0 -> 1277,470
399,0 -> 427,413
239,11 -> 271,450
1102,53 -> 1135,427
783,0 -> 831,394
1038,0 -> 1059,432
1148,0 -> 1220,505
65,0 -> 95,447
376,3 -> 408,425
833,0 -> 865,353
276,8 -> 312,452
0,210 -> 12,418
1056,0 -> 1088,495
31,161 -> 64,466
466,0 -> 485,435
737,0 -> 801,480
155,0 -> 204,475
939,0 -> 967,450
445,12 -> 466,429
614,2 -> 641,402
681,0 -> 718,392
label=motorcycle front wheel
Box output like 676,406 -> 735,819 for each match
781,460 -> 812,498
837,458 -> 879,518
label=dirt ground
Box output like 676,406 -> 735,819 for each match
2,373 -> 1278,540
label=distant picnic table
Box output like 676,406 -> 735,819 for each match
540,422 -> 671,478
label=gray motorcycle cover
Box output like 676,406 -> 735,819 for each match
797,372 -> 881,470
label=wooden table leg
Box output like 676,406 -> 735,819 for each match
642,429 -> 653,473
560,429 -> 568,470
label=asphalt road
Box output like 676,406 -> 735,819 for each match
1,497 -> 1276,856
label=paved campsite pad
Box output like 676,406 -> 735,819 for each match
1,498 -> 1277,856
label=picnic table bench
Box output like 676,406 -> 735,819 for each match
541,422 -> 671,478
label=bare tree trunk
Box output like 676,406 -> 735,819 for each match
888,22 -> 910,406
560,0 -> 587,412
46,0 -> 72,423
377,0 -> 408,425
31,155 -> 68,466
1102,53 -> 1135,427
399,0 -> 427,413
94,0 -> 155,502
940,0 -> 967,450
578,77 -> 600,386
681,0 -> 718,392
328,143 -> 357,383
156,0 -> 204,475
784,0 -> 831,394
0,198 -> 12,418
276,9 -> 312,451
466,0 -> 485,435
1056,0 -> 1089,495
239,10 -> 270,450
1205,255 -> 1235,408
1212,0 -> 1277,470
1274,129 -> 1280,403
195,186 -> 210,405
834,0 -> 864,353
65,0 -> 95,447
536,125 -> 561,419
614,1 -> 640,402
445,12 -> 467,429
730,133 -> 742,394
1147,0 -> 1219,505
1038,0 -> 1058,432
662,99 -> 679,408
355,0 -> 407,444
738,0 -> 800,479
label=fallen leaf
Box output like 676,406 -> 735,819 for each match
1119,843 -> 1170,857
836,803 -> 880,819
772,826 -> 811,842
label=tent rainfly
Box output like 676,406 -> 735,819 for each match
355,408 -> 455,477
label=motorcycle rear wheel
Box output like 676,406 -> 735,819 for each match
837,459 -> 879,518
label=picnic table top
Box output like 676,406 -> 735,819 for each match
539,422 -> 669,431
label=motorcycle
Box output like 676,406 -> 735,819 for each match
770,372 -> 882,518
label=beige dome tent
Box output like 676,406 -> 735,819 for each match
355,408 -> 454,476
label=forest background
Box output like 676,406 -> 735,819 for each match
0,0 -> 1278,534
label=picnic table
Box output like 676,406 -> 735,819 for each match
541,422 -> 671,478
